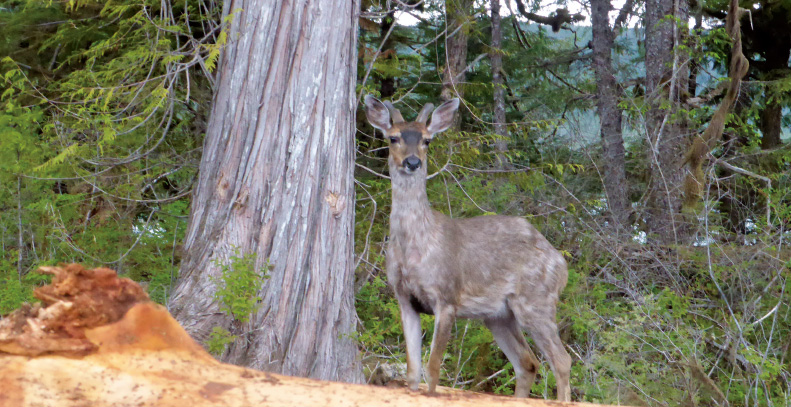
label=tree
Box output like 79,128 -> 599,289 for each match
643,0 -> 691,243
168,0 -> 363,382
442,0 -> 473,128
591,0 -> 629,230
490,0 -> 508,164
744,1 -> 789,150
702,0 -> 790,150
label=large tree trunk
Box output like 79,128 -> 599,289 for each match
490,0 -> 508,164
643,0 -> 690,244
749,5 -> 790,150
591,0 -> 629,230
442,0 -> 473,128
168,0 -> 363,383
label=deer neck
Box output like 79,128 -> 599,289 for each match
389,164 -> 436,240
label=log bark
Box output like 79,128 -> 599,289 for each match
591,0 -> 629,230
167,0 -> 362,382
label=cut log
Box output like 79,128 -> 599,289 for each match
0,265 -> 611,406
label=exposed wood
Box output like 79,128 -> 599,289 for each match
0,265 -> 617,407
0,264 -> 149,357
1,323 -> 608,407
0,349 -> 612,407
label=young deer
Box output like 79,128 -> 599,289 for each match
363,95 -> 571,401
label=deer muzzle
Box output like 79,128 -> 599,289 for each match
403,156 -> 422,172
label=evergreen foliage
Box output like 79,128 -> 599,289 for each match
1,0 -> 789,404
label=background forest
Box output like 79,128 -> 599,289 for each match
1,0 -> 790,405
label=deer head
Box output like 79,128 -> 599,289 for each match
364,95 -> 460,174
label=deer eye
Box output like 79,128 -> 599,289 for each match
423,139 -> 432,146
389,137 -> 399,144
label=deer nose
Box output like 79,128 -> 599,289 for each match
403,156 -> 421,171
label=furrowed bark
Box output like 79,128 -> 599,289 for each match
591,0 -> 629,230
490,0 -> 508,166
643,0 -> 691,243
168,0 -> 363,383
442,0 -> 473,129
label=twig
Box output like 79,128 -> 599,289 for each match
714,157 -> 772,229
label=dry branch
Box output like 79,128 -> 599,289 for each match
513,0 -> 585,32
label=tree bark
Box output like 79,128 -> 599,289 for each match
490,0 -> 508,165
442,0 -> 473,129
760,95 -> 783,150
643,0 -> 690,243
745,3 -> 790,150
168,0 -> 363,383
378,11 -> 397,99
591,0 -> 629,230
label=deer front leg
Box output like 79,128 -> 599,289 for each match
396,294 -> 423,391
427,305 -> 455,394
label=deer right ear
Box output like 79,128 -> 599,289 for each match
364,95 -> 392,132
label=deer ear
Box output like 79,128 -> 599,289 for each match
364,95 -> 391,131
426,98 -> 460,135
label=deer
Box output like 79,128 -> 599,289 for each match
363,95 -> 572,401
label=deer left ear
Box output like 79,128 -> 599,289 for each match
427,98 -> 460,135
364,95 -> 392,132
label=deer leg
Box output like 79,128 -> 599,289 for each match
426,305 -> 455,394
523,318 -> 571,402
397,294 -> 423,391
485,317 -> 539,398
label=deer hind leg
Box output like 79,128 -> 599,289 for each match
512,304 -> 571,402
396,294 -> 423,391
484,317 -> 539,398
426,305 -> 455,394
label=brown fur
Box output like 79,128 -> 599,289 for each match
364,96 -> 572,401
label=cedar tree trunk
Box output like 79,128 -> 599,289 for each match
168,0 -> 363,383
